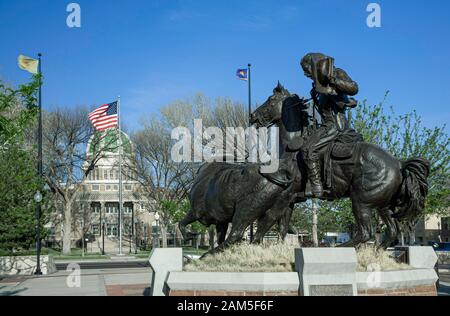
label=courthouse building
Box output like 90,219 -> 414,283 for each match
46,130 -> 158,254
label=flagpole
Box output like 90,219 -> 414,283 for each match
247,63 -> 254,243
248,64 -> 252,121
118,95 -> 124,256
35,53 -> 43,275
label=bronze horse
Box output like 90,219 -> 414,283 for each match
250,83 -> 431,247
178,150 -> 301,252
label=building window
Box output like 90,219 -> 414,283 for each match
114,185 -> 119,191
106,185 -> 111,191
92,185 -> 100,191
125,169 -> 133,181
110,169 -> 114,180
106,203 -> 118,214
91,203 -> 101,214
93,167 -> 100,181
123,222 -> 132,235
104,170 -> 108,180
107,224 -> 118,237
124,204 -> 133,214
92,224 -> 100,236
125,184 -> 132,191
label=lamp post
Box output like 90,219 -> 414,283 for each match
34,53 -> 43,276
34,191 -> 43,275
143,221 -> 148,250
134,220 -> 138,255
102,219 -> 106,255
130,206 -> 134,254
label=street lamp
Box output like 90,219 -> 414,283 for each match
34,191 -> 43,275
142,221 -> 147,250
102,219 -> 106,256
34,53 -> 43,276
34,191 -> 43,203
134,219 -> 139,255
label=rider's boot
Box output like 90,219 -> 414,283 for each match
308,161 -> 324,198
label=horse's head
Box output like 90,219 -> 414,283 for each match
250,81 -> 291,128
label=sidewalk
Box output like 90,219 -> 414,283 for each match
0,267 -> 152,296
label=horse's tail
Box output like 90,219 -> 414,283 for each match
393,158 -> 431,222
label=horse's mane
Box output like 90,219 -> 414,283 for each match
281,94 -> 310,133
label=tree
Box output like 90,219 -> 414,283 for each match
291,201 -> 342,245
0,76 -> 49,252
43,106 -> 115,255
130,93 -> 248,247
0,76 -> 39,147
131,117 -> 194,248
0,143 -> 47,252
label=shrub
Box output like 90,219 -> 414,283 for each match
356,244 -> 410,272
185,242 -> 296,272
184,243 -> 411,272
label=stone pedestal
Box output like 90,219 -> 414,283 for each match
149,248 -> 183,296
395,246 -> 438,269
295,248 -> 357,296
0,255 -> 56,276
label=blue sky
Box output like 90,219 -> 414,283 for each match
1,0 -> 449,132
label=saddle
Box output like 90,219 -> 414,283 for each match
323,129 -> 364,189
331,142 -> 357,159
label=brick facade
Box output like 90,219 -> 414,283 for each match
358,284 -> 437,296
168,284 -> 437,297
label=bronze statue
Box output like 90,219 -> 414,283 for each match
180,53 -> 430,251
300,53 -> 359,198
251,81 -> 430,247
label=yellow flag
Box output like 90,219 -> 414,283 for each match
18,55 -> 39,74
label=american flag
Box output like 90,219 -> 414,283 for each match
89,102 -> 118,131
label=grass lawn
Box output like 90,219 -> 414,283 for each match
45,248 -> 109,261
42,246 -> 210,260
183,246 -> 209,256
133,246 -> 209,258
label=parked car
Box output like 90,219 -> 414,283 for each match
428,241 -> 450,251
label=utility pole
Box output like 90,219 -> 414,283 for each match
248,63 -> 254,243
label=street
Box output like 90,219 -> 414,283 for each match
0,265 -> 153,296
438,266 -> 450,296
54,259 -> 150,270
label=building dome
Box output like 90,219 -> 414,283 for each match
87,129 -> 133,156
